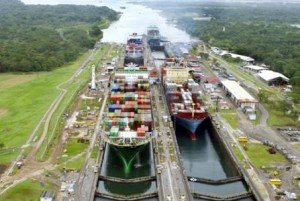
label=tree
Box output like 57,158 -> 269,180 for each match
90,25 -> 102,36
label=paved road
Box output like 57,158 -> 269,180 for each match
75,45 -> 114,201
214,113 -> 271,201
152,85 -> 191,201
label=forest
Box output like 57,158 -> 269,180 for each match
0,0 -> 118,72
176,3 -> 300,86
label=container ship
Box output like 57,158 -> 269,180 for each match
124,33 -> 144,66
147,26 -> 165,51
103,34 -> 152,168
163,67 -> 208,140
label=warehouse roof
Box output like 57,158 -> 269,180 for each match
221,80 -> 257,102
228,53 -> 254,62
257,70 -> 289,82
244,65 -> 267,71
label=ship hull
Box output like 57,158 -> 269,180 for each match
109,142 -> 149,173
124,55 -> 144,66
149,45 -> 165,52
172,115 -> 206,140
148,39 -> 165,51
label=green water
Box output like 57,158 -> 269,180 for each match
97,143 -> 156,196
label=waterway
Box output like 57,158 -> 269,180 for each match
22,0 -> 193,43
95,143 -> 157,200
176,126 -> 254,200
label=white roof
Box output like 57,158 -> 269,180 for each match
107,66 -> 114,69
219,50 -> 229,56
119,131 -> 137,138
257,70 -> 289,82
180,47 -> 189,54
228,53 -> 254,62
221,80 -> 257,102
244,65 -> 267,71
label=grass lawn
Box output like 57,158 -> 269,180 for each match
36,44 -> 110,161
231,143 -> 289,169
0,73 -> 43,91
293,143 -> 300,152
231,146 -> 249,168
244,143 -> 289,168
252,108 -> 262,125
59,153 -> 87,171
266,105 -> 297,126
0,151 -> 19,166
261,90 -> 298,126
91,146 -> 99,159
0,52 -> 89,165
219,109 -> 239,129
0,179 -> 55,201
58,139 -> 88,164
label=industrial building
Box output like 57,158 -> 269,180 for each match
204,76 -> 220,92
40,191 -> 55,201
242,65 -> 268,73
164,67 -> 190,84
223,53 -> 255,63
257,70 -> 289,86
221,80 -> 258,109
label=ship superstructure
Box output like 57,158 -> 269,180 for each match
147,26 -> 164,51
124,33 -> 144,66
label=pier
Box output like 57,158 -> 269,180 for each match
187,175 -> 243,184
98,175 -> 156,183
95,191 -> 158,201
192,191 -> 253,201
151,84 -> 193,201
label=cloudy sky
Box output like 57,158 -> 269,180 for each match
20,0 -> 300,5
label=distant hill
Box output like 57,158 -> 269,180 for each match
0,0 -> 118,72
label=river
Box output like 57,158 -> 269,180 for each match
22,0 -> 192,43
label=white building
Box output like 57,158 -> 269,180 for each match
224,53 -> 255,63
221,80 -> 258,109
257,70 -> 289,85
243,65 -> 267,73
211,47 -> 222,55
115,70 -> 148,82
40,191 -> 55,201
165,67 -> 190,84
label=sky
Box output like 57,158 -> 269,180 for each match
20,0 -> 300,5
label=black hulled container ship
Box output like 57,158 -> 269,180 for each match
162,66 -> 208,140
147,26 -> 165,51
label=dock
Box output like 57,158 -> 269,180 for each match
151,84 -> 192,201
187,175 -> 243,185
192,191 -> 253,201
95,191 -> 158,201
98,175 -> 156,183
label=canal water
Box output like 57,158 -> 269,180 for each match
176,126 -> 253,200
96,143 -> 157,200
